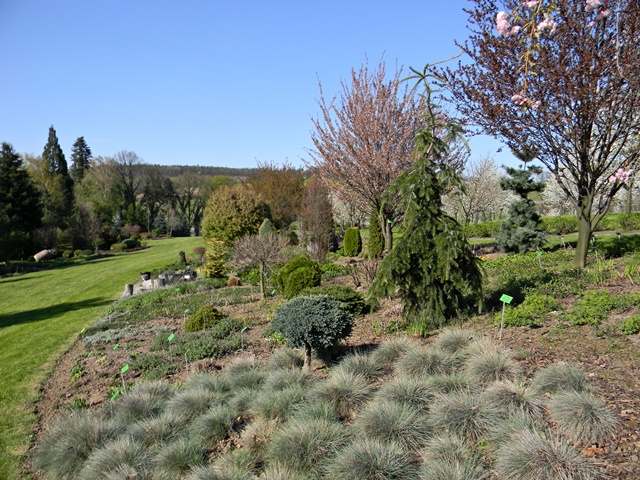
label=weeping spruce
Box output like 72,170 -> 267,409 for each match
370,68 -> 483,335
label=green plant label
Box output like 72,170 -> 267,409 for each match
80,328 -> 86,335
111,390 -> 120,400
168,333 -> 175,341
184,309 -> 190,313
87,351 -> 93,358
537,251 -> 543,257
175,288 -> 181,292
387,219 -> 392,224
241,327 -> 248,333
113,344 -> 119,350
121,364 -> 129,373
271,289 -> 276,295
500,294 -> 513,304
105,335 -> 111,342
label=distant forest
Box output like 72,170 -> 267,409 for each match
154,165 -> 258,179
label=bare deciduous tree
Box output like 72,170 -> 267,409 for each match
230,233 -> 290,299
306,59 -> 426,253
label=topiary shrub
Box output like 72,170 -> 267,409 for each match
259,218 -> 277,237
271,295 -> 353,368
62,250 -> 74,259
227,276 -> 241,287
299,285 -> 367,316
110,243 -> 127,252
184,305 -> 226,332
275,256 -> 321,299
343,227 -> 362,257
367,212 -> 384,258
74,249 -> 83,257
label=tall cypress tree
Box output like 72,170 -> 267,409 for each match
70,136 -> 92,182
370,69 -> 483,335
0,142 -> 42,264
41,126 -> 73,229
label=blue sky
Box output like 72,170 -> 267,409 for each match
0,1 -> 517,169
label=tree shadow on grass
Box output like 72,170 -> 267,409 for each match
0,297 -> 113,329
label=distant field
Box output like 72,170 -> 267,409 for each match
0,236 -> 202,480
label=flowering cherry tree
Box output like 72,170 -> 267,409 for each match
441,0 -> 640,267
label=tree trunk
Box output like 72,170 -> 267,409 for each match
259,263 -> 265,300
303,344 -> 312,370
574,201 -> 592,269
379,211 -> 393,254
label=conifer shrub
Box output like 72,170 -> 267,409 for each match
271,295 -> 352,368
184,304 -> 225,332
343,227 -> 363,256
275,256 -> 322,299
259,217 -> 277,237
299,284 -> 367,316
367,211 -> 384,258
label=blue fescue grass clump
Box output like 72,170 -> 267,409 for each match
33,332 -> 616,480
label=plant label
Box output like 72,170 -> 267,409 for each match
121,364 -> 129,373
499,294 -> 513,304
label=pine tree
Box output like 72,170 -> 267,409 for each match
370,68 -> 483,335
495,165 -> 546,253
42,126 -> 73,229
70,136 -> 92,182
0,142 -> 42,265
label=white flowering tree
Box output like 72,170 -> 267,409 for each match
441,0 -> 640,266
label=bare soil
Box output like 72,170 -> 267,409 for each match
27,279 -> 640,479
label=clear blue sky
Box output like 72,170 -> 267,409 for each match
0,1 -> 516,169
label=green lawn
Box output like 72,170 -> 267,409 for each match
0,237 -> 202,480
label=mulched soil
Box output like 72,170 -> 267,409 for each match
26,279 -> 640,479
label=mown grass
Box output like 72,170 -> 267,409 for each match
0,236 -> 202,480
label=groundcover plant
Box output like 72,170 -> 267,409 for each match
32,326 -> 618,480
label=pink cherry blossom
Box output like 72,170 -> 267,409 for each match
511,94 -> 528,106
609,168 -> 633,184
524,0 -> 540,7
496,11 -> 512,35
537,17 -> 557,33
585,0 -> 602,12
596,8 -> 611,19
531,100 -> 541,109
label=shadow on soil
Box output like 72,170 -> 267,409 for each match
0,297 -> 113,329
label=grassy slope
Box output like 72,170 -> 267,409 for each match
0,237 -> 202,480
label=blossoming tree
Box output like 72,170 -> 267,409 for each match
441,0 -> 640,267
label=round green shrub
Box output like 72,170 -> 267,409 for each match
276,256 -> 321,299
184,305 -> 225,332
110,243 -> 127,252
80,249 -> 93,257
123,238 -> 140,249
73,249 -> 83,257
496,294 -> 562,328
343,227 -> 362,257
271,295 -> 353,367
62,250 -> 74,259
299,285 -> 367,316
283,267 -> 321,299
540,215 -> 578,235
622,314 -> 640,335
